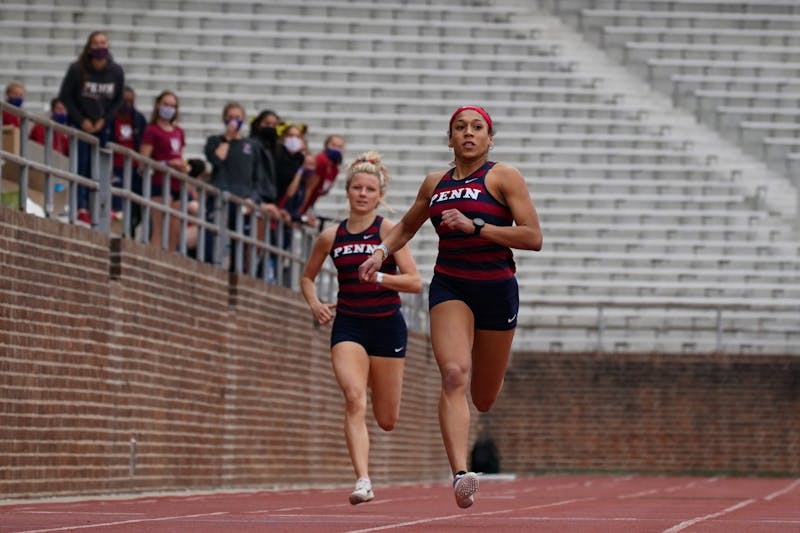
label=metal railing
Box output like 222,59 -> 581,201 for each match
516,297 -> 800,354
1,101 -> 429,331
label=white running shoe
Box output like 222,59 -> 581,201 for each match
349,477 -> 374,505
453,471 -> 479,508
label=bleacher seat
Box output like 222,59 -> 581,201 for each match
2,0 -> 799,354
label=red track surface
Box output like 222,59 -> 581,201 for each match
2,474 -> 799,532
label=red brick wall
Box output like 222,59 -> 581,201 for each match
0,207 -> 447,499
1,208 -> 114,497
484,352 -> 800,476
3,206 -> 798,500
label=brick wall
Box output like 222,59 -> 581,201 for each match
483,352 -> 800,476
2,205 -> 798,500
0,206 -> 447,499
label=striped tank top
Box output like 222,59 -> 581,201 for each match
428,161 -> 515,281
329,215 -> 401,317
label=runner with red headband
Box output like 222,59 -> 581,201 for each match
359,106 -> 543,508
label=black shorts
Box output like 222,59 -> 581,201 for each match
428,273 -> 519,331
150,183 -> 181,202
331,310 -> 408,358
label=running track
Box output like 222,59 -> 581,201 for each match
2,474 -> 799,532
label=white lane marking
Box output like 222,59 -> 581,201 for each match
619,488 -> 660,499
619,477 -> 717,499
343,498 -> 591,533
662,499 -> 756,533
21,511 -> 145,516
16,511 -> 228,532
665,481 -> 697,493
764,478 -> 800,501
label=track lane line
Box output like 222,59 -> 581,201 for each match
15,511 -> 229,532
661,499 -> 756,533
764,478 -> 800,501
343,497 -> 593,533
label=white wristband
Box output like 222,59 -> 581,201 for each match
376,272 -> 384,284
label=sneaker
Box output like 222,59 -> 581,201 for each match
453,471 -> 479,508
349,477 -> 374,505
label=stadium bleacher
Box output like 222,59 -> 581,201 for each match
1,0 -> 798,354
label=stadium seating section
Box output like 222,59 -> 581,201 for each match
1,0 -> 798,353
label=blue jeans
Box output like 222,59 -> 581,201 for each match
75,124 -> 109,211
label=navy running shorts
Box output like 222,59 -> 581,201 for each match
428,273 -> 519,331
331,310 -> 408,358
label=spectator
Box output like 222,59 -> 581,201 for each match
282,151 -> 318,226
2,81 -> 25,128
249,109 -> 281,156
57,31 -> 125,224
28,98 -> 70,157
204,102 -> 282,266
205,102 -> 266,205
108,85 -> 147,218
186,158 -> 210,181
247,109 -> 295,279
298,134 -> 346,217
248,109 -> 282,208
139,90 -> 193,251
274,121 -> 308,204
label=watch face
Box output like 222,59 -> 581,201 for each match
474,218 -> 485,227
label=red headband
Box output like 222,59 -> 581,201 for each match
449,105 -> 492,132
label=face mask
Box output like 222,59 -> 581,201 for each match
259,126 -> 277,144
158,105 -> 176,121
118,102 -> 131,115
52,112 -> 68,124
226,118 -> 243,132
325,147 -> 343,165
7,97 -> 23,107
89,47 -> 109,59
283,136 -> 303,154
301,167 -> 314,179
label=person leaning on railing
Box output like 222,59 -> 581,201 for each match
57,31 -> 125,225
139,90 -> 197,252
28,98 -> 70,157
108,86 -> 147,221
203,101 -> 283,267
2,81 -> 25,129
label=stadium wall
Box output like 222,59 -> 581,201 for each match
2,206 -> 798,499
485,352 -> 800,476
0,206 -> 445,499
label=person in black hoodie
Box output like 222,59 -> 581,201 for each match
248,109 -> 281,206
58,31 -> 125,224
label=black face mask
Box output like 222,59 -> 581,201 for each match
259,126 -> 277,146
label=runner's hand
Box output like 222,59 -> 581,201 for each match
358,253 -> 382,282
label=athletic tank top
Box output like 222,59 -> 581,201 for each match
428,161 -> 515,281
329,215 -> 401,317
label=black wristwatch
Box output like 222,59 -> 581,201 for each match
472,217 -> 485,235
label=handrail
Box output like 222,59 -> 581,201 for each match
1,101 -> 429,332
517,298 -> 800,353
522,297 -> 800,311
1,101 -> 100,144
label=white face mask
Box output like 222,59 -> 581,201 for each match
158,105 -> 176,121
283,136 -> 304,154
